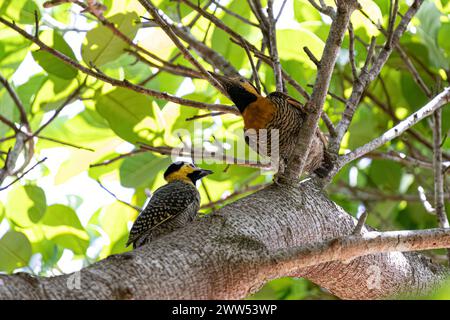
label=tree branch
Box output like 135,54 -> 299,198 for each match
138,0 -> 226,95
329,0 -> 424,156
432,108 -> 450,261
336,87 -> 450,173
283,0 -> 359,180
266,0 -> 283,92
0,157 -> 47,191
0,73 -> 30,132
0,16 -> 237,114
0,181 -> 446,299
272,227 -> 450,272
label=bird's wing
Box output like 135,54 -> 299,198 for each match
126,183 -> 197,246
267,92 -> 304,112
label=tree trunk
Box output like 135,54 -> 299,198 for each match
0,180 -> 446,300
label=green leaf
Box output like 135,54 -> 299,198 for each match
0,0 -> 40,25
415,1 -> 449,69
49,2 -> 72,24
30,76 -> 78,112
96,202 -> 137,257
119,152 -> 170,188
0,85 -> 16,137
210,0 -> 254,69
438,21 -> 450,54
351,0 -> 382,37
6,185 -> 47,228
88,152 -> 126,180
17,73 -> 46,115
0,28 -> 30,77
400,72 -> 428,110
40,204 -> 89,255
82,12 -> 139,67
277,29 -> 324,68
95,88 -> 157,144
0,201 -> 5,221
347,105 -> 385,149
294,0 -> 322,22
0,230 -> 32,273
368,160 -> 402,191
32,30 -> 78,80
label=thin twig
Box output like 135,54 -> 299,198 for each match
90,150 -> 145,168
303,46 -> 320,67
385,0 -> 399,50
137,143 -> 272,169
267,0 -> 283,92
210,0 -> 259,27
239,37 -> 261,94
352,208 -> 369,235
0,73 -> 30,132
33,83 -> 85,138
275,0 -> 288,22
432,108 -> 450,262
348,22 -> 358,80
138,0 -> 226,95
0,157 -> 47,191
0,16 -> 237,114
336,87 -> 450,173
185,112 -> 226,121
0,114 -> 18,132
37,135 -> 95,152
96,180 -> 141,212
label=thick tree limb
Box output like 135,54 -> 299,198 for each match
0,181 -> 447,299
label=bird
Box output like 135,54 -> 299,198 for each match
126,161 -> 213,249
211,73 -> 329,177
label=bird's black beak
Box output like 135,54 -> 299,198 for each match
196,168 -> 213,179
187,168 -> 213,183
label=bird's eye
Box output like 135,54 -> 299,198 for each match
239,78 -> 244,83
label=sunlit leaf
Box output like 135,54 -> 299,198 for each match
0,230 -> 32,273
95,87 -> 158,144
119,152 -> 171,188
0,28 -> 30,78
40,204 -> 89,255
0,0 -> 40,25
32,30 -> 78,79
5,185 -> 47,228
277,29 -> 324,68
82,12 -> 140,67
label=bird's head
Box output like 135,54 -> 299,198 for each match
163,161 -> 213,185
210,73 -> 261,113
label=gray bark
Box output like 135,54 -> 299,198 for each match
0,180 -> 446,300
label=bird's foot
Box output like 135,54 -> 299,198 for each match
314,150 -> 335,178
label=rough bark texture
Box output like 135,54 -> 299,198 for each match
0,180 -> 445,300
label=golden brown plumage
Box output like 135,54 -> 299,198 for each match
212,74 -> 328,176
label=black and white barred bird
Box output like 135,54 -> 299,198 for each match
126,161 -> 212,249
